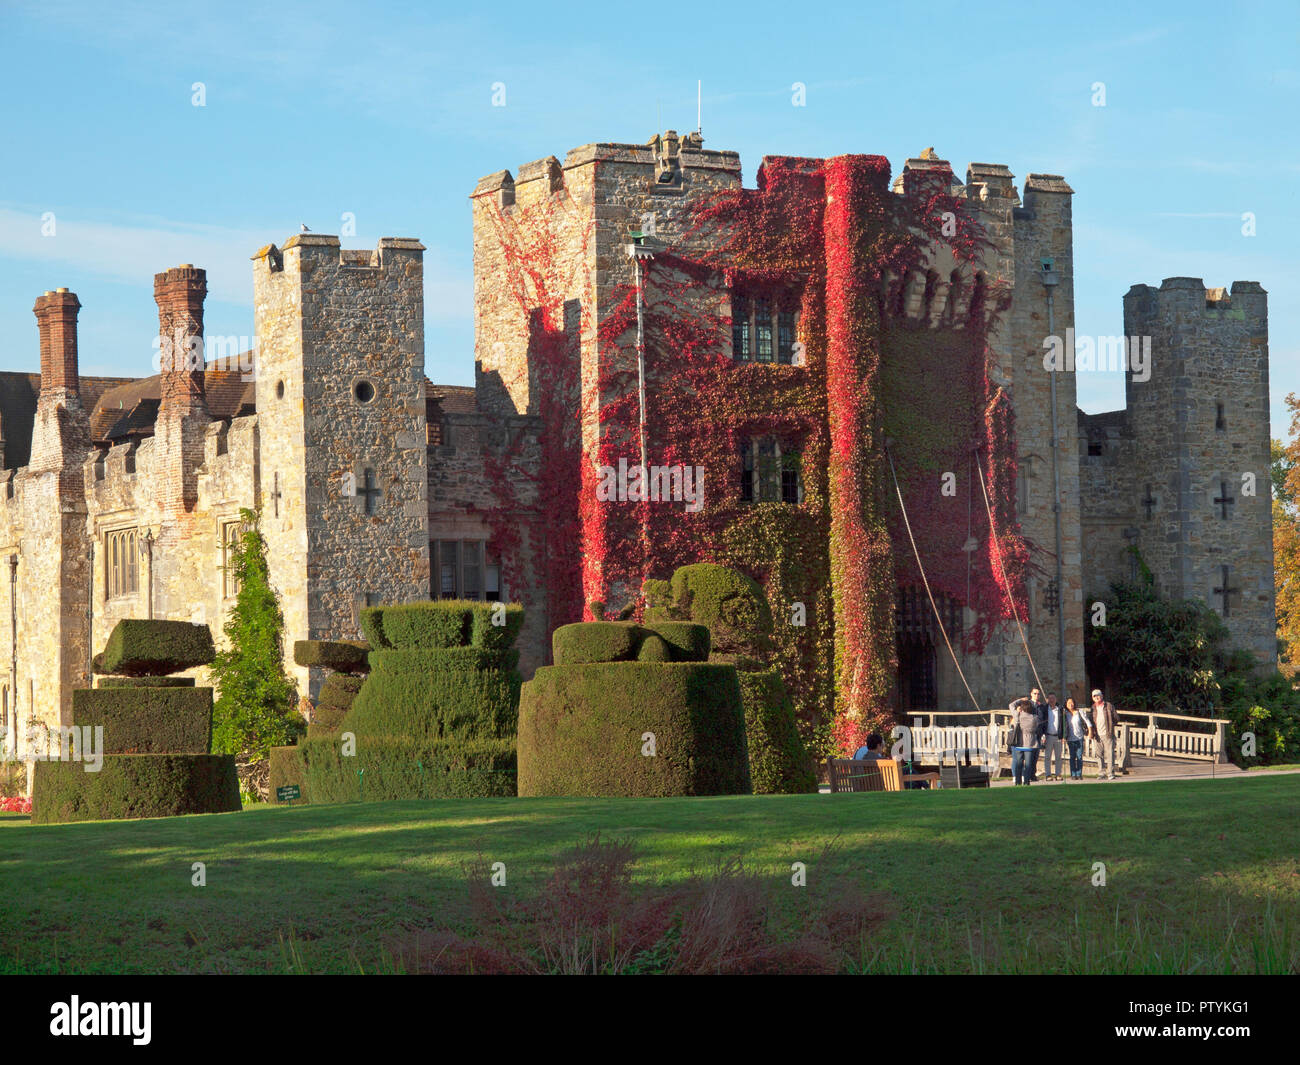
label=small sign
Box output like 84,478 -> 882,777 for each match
276,784 -> 301,803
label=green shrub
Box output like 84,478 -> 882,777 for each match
102,619 -> 216,676
311,704 -> 350,732
211,509 -> 301,759
381,602 -> 474,649
737,670 -> 817,794
343,655 -> 520,743
641,579 -> 673,607
643,622 -> 710,662
96,676 -> 196,688
552,622 -> 645,664
297,736 -> 516,802
517,662 -> 751,797
31,754 -> 241,824
72,687 -> 212,754
668,563 -> 773,654
293,640 -> 370,674
318,672 -> 365,709
469,602 -> 525,650
269,745 -> 306,802
360,607 -> 390,649
637,634 -> 672,662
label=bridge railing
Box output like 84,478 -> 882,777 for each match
904,709 -> 1229,766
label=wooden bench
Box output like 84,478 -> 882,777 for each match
827,757 -> 903,793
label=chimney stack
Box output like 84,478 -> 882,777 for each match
32,288 -> 81,394
154,264 -> 208,415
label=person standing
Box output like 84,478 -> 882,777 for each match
1029,688 -> 1048,781
1064,696 -> 1091,780
1010,698 -> 1042,785
1090,689 -> 1118,780
1041,692 -> 1066,781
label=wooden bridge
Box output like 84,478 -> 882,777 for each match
899,709 -> 1232,777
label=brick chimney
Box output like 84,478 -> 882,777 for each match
153,265 -> 210,514
33,288 -> 81,395
154,264 -> 208,415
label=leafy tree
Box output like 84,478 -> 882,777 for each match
1273,397 -> 1300,664
1084,572 -> 1240,713
211,508 -> 302,759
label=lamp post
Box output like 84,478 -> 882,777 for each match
1039,259 -> 1068,701
624,234 -> 657,562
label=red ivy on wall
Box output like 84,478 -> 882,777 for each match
477,153 -> 1028,757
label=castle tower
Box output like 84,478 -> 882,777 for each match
1125,277 -> 1274,664
22,289 -> 92,734
252,234 -> 430,695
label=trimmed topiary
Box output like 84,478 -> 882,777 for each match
360,607 -> 390,649
269,745 -> 306,802
296,736 -> 516,802
310,704 -> 348,731
636,633 -> 673,662
668,563 -> 772,655
102,619 -> 216,676
643,622 -> 710,662
469,602 -> 525,650
552,622 -> 645,664
31,754 -> 240,824
344,649 -> 520,743
517,661 -> 750,797
293,639 -> 370,674
96,676 -> 196,688
72,687 -> 212,754
381,602 -> 474,649
737,670 -> 817,795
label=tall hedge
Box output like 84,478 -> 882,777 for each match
293,639 -> 370,674
642,563 -> 816,794
72,687 -> 213,755
31,755 -> 240,824
737,670 -> 817,795
517,661 -> 751,797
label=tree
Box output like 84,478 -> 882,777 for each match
211,508 -> 301,759
1273,397 -> 1300,665
1083,570 -> 1246,714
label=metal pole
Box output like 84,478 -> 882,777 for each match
86,543 -> 94,683
1045,285 -> 1068,700
634,256 -> 648,474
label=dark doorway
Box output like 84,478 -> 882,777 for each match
896,633 -> 936,712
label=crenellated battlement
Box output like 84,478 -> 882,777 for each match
1125,277 -> 1268,328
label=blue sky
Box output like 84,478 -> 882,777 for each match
1,0 -> 1296,433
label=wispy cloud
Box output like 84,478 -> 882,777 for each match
0,205 -> 470,321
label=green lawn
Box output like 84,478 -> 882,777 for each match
2,776 -> 1298,974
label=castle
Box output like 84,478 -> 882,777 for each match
0,131 -> 1274,756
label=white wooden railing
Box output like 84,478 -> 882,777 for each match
902,709 -> 1229,767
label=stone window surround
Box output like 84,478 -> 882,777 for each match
219,516 -> 244,600
104,525 -> 140,601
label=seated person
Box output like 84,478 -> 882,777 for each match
852,733 -> 886,761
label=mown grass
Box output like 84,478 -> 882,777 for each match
1,775 -> 1297,974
